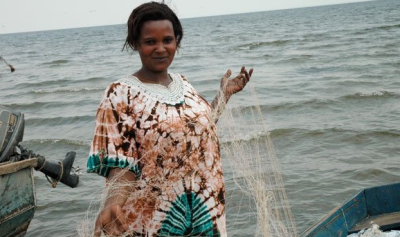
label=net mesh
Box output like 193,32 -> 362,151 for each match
78,83 -> 298,237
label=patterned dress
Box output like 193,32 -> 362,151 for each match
87,73 -> 227,236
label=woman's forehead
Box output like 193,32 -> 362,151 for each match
140,20 -> 174,35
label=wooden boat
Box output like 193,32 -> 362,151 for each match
0,159 -> 38,237
301,182 -> 400,236
0,106 -> 79,236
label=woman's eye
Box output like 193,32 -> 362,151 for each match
164,38 -> 173,44
144,40 -> 155,45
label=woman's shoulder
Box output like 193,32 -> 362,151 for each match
101,80 -> 128,98
170,72 -> 189,83
102,75 -> 143,96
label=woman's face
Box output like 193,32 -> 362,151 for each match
136,20 -> 177,74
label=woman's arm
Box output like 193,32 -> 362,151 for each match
211,66 -> 253,123
94,168 -> 136,237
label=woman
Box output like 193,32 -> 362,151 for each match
87,2 -> 253,236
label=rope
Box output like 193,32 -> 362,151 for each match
45,161 -> 64,188
36,159 -> 46,171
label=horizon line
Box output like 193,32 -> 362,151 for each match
0,0 -> 372,35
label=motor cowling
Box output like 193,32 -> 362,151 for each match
0,105 -> 24,163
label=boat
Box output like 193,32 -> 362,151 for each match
301,182 -> 400,236
0,159 -> 38,236
0,106 -> 79,237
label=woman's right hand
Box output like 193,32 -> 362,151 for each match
94,201 -> 128,237
94,168 -> 135,236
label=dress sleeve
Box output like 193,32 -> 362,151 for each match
86,82 -> 140,178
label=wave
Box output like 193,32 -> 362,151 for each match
220,127 -> 400,144
383,42 -> 398,48
300,41 -> 345,50
78,76 -> 109,84
17,79 -> 73,88
336,51 -> 399,60
353,130 -> 400,139
296,65 -> 347,74
25,115 -> 94,126
24,138 -> 91,146
210,29 -> 224,34
18,76 -> 108,89
88,32 -> 105,37
237,39 -> 292,50
31,86 -> 105,94
334,79 -> 380,87
3,101 -> 71,110
347,168 -> 394,180
232,98 -> 332,114
341,91 -> 399,100
105,39 -> 123,44
17,50 -> 37,55
190,78 -> 219,85
353,23 -> 400,35
231,91 -> 398,114
275,54 -> 313,64
355,74 -> 384,80
369,23 -> 400,31
220,127 -> 320,144
219,128 -> 312,144
41,59 -> 70,65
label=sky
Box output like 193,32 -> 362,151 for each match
0,0 -> 371,34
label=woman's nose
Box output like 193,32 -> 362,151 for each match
155,43 -> 166,53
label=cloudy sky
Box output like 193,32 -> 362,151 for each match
0,0 -> 370,34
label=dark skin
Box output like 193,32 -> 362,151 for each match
211,66 -> 253,117
132,20 -> 177,87
93,19 -> 253,236
94,169 -> 133,237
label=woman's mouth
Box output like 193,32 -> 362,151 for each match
153,57 -> 167,61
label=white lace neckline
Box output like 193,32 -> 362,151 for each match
118,73 -> 185,105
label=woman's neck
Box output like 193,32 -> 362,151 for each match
133,69 -> 172,87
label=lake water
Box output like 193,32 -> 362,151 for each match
1,0 -> 400,236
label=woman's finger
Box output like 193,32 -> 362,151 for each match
93,222 -> 102,237
223,69 -> 231,83
104,205 -> 128,236
115,206 -> 129,233
107,224 -> 123,236
221,69 -> 231,89
243,71 -> 250,83
103,218 -> 124,236
94,211 -> 108,237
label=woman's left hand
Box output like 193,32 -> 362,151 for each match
220,66 -> 253,100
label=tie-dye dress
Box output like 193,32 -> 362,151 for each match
87,73 -> 227,236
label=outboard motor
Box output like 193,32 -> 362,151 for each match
0,105 -> 24,163
0,105 -> 79,188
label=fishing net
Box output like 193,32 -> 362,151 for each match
212,84 -> 298,237
78,77 -> 298,236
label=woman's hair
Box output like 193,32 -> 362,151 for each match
123,1 -> 183,51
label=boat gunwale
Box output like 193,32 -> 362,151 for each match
0,158 -> 38,176
301,181 -> 400,237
